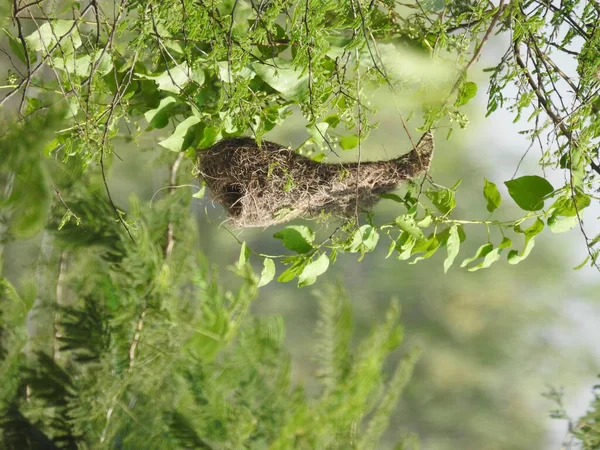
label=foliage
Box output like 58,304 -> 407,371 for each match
1,0 -> 600,447
2,0 -> 599,285
0,150 -> 418,448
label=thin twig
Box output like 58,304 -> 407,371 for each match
449,0 -> 505,95
165,153 -> 185,258
128,309 -> 148,370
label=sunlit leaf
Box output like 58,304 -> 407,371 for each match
158,116 -> 201,152
395,215 -> 423,239
483,178 -> 501,213
236,242 -> 251,269
217,61 -> 255,82
93,50 -> 113,75
25,20 -> 81,53
466,237 -> 511,271
257,258 -> 276,287
192,182 -> 206,199
548,215 -> 578,233
455,81 -> 477,106
461,243 -> 493,268
298,253 -> 329,287
574,255 -> 590,270
443,225 -> 460,272
253,58 -> 308,100
339,134 -> 359,150
549,193 -> 590,217
53,54 -> 92,77
307,122 -> 329,147
396,235 -> 416,261
137,64 -> 192,93
346,225 -> 379,255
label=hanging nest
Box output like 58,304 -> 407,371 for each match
196,133 -> 434,228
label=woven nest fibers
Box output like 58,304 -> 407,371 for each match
196,133 -> 434,228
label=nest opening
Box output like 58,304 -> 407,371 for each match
221,185 -> 243,217
197,135 -> 434,228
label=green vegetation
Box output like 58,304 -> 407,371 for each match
1,0 -> 600,448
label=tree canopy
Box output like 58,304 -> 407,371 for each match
1,0 -> 600,448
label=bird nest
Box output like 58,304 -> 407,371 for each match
196,133 -> 434,228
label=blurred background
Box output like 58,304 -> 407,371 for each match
3,34 -> 600,450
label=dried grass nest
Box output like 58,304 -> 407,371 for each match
196,133 -> 434,228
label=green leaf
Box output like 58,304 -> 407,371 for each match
504,176 -> 554,211
273,225 -> 315,253
409,236 -> 440,264
443,225 -> 460,273
257,258 -> 276,287
346,225 -> 379,256
380,193 -> 405,204
198,126 -> 221,149
396,235 -> 416,261
426,187 -> 456,214
325,35 -> 353,58
574,255 -> 590,270
339,134 -> 360,150
3,28 -> 26,64
548,215 -> 578,233
461,243 -> 494,268
483,178 -> 501,213
307,122 -> 329,146
93,50 -> 113,75
158,116 -> 201,152
455,81 -> 477,106
144,97 -> 177,130
298,253 -> 329,287
137,64 -> 192,93
324,114 -> 341,128
549,193 -> 590,217
237,241 -> 251,269
417,214 -> 433,228
395,215 -> 424,239
277,267 -> 297,283
277,256 -> 308,282
466,237 -> 512,271
53,54 -> 92,76
507,218 -> 544,264
217,61 -> 255,82
192,182 -> 206,199
24,20 -> 81,53
252,58 -> 308,100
